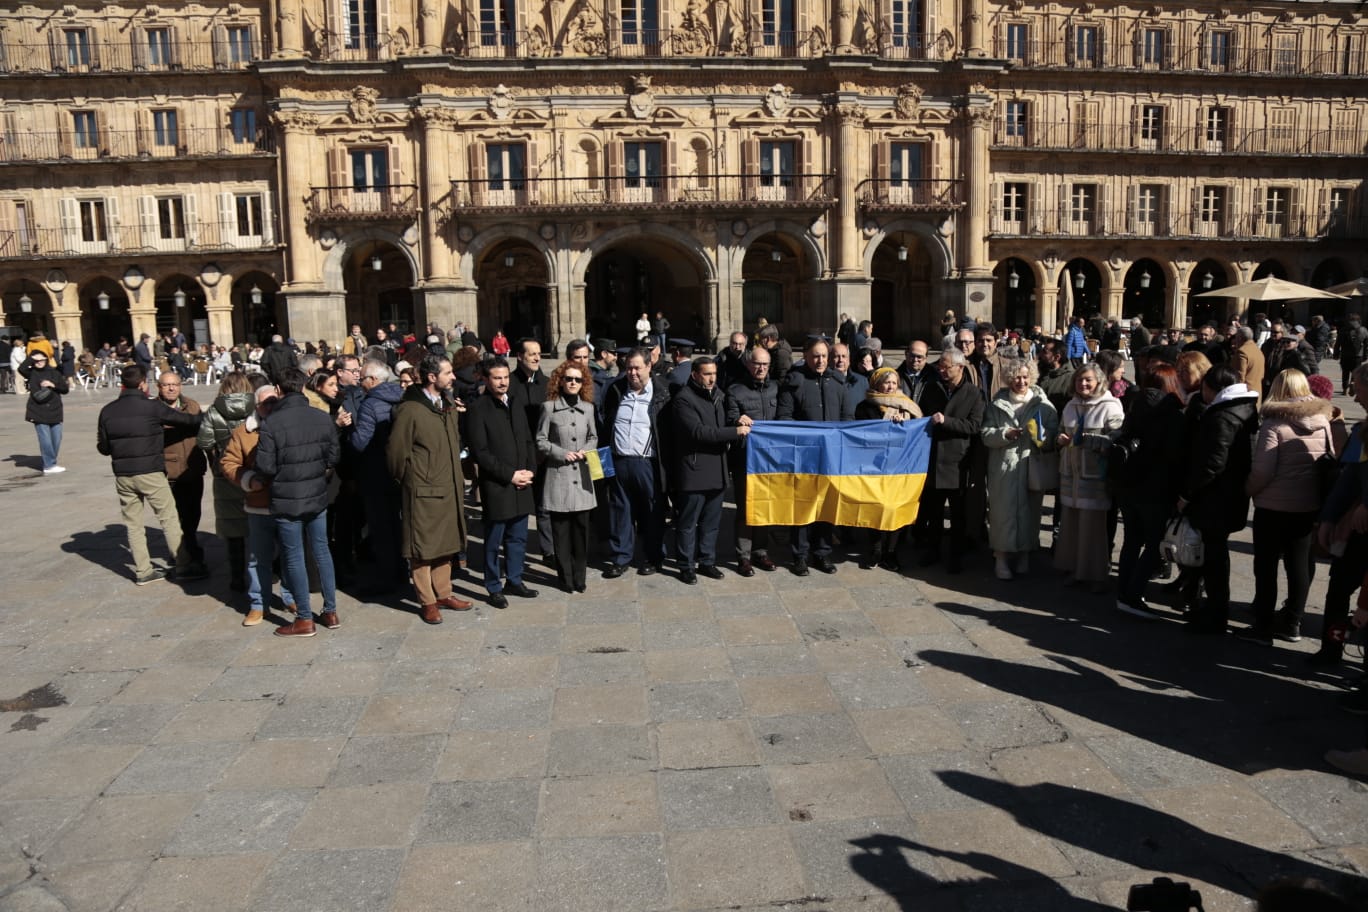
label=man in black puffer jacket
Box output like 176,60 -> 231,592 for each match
97,364 -> 203,586
777,338 -> 853,576
259,335 -> 297,384
724,347 -> 778,576
256,367 -> 341,637
670,357 -> 750,584
1178,365 -> 1258,636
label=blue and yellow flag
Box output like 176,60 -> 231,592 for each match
745,419 -> 932,531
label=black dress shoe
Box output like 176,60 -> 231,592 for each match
737,560 -> 755,578
505,582 -> 539,598
754,556 -> 777,572
791,560 -> 810,577
638,564 -> 661,576
813,557 -> 837,574
488,592 -> 509,609
602,564 -> 629,579
680,570 -> 698,585
574,585 -> 587,593
698,565 -> 725,580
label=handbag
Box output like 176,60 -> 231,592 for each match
1105,435 -> 1141,484
1161,514 -> 1204,568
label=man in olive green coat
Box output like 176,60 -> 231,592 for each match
387,354 -> 471,624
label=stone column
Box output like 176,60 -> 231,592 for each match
205,274 -> 236,347
129,276 -> 158,342
276,0 -> 305,57
1036,287 -> 1059,333
51,284 -> 81,348
964,0 -> 987,57
828,102 -> 871,326
416,105 -> 459,282
419,0 -> 442,53
271,111 -> 321,289
833,0 -> 855,53
960,104 -> 992,279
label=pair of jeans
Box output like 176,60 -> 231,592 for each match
608,455 -> 665,568
247,512 -> 295,612
1117,496 -> 1169,604
1250,507 -> 1316,629
275,510 -> 335,622
675,490 -> 724,570
483,514 -> 529,593
35,422 -> 62,470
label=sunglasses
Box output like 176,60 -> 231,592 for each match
563,376 -> 583,384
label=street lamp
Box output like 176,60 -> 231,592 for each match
1008,268 -> 1020,289
18,292 -> 32,313
250,285 -> 263,306
504,253 -> 515,268
1202,271 -> 1214,289
1139,270 -> 1151,289
371,254 -> 383,272
770,249 -> 782,262
1074,271 -> 1085,290
896,245 -> 908,262
174,288 -> 187,309
97,291 -> 110,311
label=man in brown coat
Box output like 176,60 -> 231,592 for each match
387,354 -> 471,624
158,370 -> 208,578
1228,325 -> 1265,405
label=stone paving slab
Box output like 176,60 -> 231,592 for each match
1,383 -> 1367,911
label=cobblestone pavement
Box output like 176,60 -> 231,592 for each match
0,378 -> 1366,912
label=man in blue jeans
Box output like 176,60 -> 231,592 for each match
255,367 -> 341,637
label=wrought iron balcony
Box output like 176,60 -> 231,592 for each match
991,120 -> 1367,156
0,128 -> 275,165
0,34 -> 267,75
306,185 -> 420,223
0,222 -> 279,261
855,179 -> 964,211
988,206 -> 1368,241
995,38 -> 1368,78
443,173 -> 835,219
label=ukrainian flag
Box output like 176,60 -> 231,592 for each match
745,419 -> 932,531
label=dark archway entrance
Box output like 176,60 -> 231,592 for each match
81,278 -> 132,351
1123,259 -> 1165,329
1188,260 -> 1229,328
586,240 -> 707,347
155,274 -> 208,349
477,242 -> 549,347
347,243 -> 415,337
1062,258 -> 1103,323
234,272 -> 283,345
996,258 -> 1035,332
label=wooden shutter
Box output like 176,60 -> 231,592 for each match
217,192 -> 235,244
133,26 -> 148,69
873,140 -> 888,184
49,28 -> 63,69
1132,24 -> 1142,67
923,0 -> 935,48
138,194 -> 157,245
741,136 -> 758,198
1098,25 -> 1106,66
56,110 -> 73,157
88,27 -> 101,69
212,24 -> 228,67
1097,183 -> 1110,234
59,198 -> 79,249
184,193 -> 198,245
105,195 -> 120,249
1056,182 -> 1069,233
1227,184 -> 1241,235
377,1 -> 391,57
466,140 -> 486,204
665,139 -> 678,198
387,146 -> 402,212
1126,184 -> 1138,233
262,189 -> 276,245
1288,187 -> 1302,236
526,138 -> 540,202
606,139 -> 624,201
329,146 -> 349,208
1065,24 -> 1076,64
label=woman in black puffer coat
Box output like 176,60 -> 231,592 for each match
19,351 -> 69,474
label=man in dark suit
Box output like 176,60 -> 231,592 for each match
466,359 -> 540,609
506,337 -> 553,559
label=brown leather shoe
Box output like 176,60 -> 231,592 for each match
439,596 -> 473,611
754,555 -> 778,572
274,618 -> 316,638
420,603 -> 443,625
319,610 -> 340,629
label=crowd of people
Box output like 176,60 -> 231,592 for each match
5,305 -> 1363,771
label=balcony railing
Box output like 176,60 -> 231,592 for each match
856,179 -> 964,211
0,127 -> 275,164
443,173 -> 835,217
306,185 -> 420,222
988,206 -> 1368,240
0,35 -> 267,75
992,120 -> 1367,156
995,38 -> 1368,77
0,221 -> 278,261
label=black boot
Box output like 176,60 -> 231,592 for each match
227,537 -> 247,593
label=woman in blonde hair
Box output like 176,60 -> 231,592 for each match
982,360 -> 1057,580
855,367 -> 921,571
1053,363 -> 1124,591
1240,368 -> 1335,645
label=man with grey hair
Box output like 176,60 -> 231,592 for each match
725,345 -> 779,576
715,331 -> 750,388
297,353 -> 322,377
916,348 -> 984,573
351,358 -> 407,595
1228,323 -> 1265,403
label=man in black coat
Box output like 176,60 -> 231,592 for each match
725,347 -> 778,576
133,333 -> 154,373
777,338 -> 853,575
714,332 -> 750,389
259,334 -> 297,384
602,349 -> 671,577
1182,323 -> 1226,366
466,359 -> 540,609
1307,315 -> 1332,365
96,364 -> 203,586
916,349 -> 985,573
669,357 -> 750,584
1178,365 -> 1258,635
896,340 -> 934,405
256,367 -> 341,636
507,338 -> 553,560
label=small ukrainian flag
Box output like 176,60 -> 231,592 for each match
745,419 -> 932,531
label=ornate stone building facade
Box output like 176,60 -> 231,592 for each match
0,0 -> 1362,351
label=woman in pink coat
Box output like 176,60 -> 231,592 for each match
1241,368 -> 1335,645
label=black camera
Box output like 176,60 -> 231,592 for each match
1127,877 -> 1203,911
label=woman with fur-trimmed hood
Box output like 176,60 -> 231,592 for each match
1243,368 -> 1336,643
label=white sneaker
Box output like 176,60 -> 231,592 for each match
994,556 -> 1013,580
43,466 -> 66,475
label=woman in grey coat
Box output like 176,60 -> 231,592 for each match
536,360 -> 599,592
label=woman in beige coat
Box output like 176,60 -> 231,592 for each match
1242,368 -> 1335,644
1053,364 -> 1124,590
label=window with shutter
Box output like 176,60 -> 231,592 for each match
888,142 -> 924,204
1001,182 -> 1027,234
1004,23 -> 1027,62
762,0 -> 797,51
146,27 -> 171,69
1004,100 -> 1029,145
1262,186 -> 1290,238
1198,186 -> 1224,236
1138,105 -> 1164,150
72,111 -> 98,154
486,143 -> 527,204
1073,25 -> 1099,67
1205,30 -> 1231,71
623,141 -> 663,202
1268,107 -> 1296,154
79,199 -> 108,250
1273,31 -> 1297,75
757,140 -> 795,200
621,0 -> 660,49
1331,108 -> 1360,155
890,0 -> 923,53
